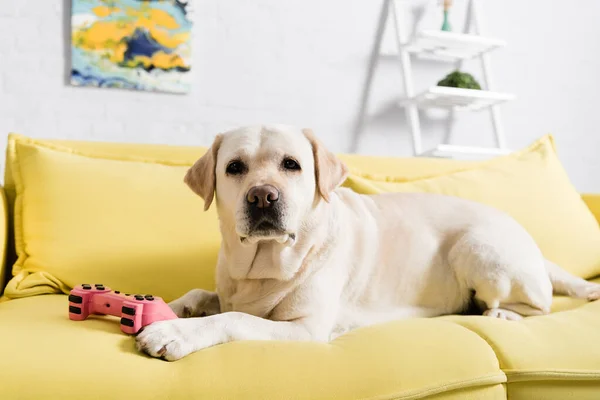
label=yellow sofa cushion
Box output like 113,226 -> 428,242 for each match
343,135 -> 600,279
0,294 -> 506,400
3,135 -> 221,301
338,153 -> 478,181
0,187 -> 7,292
582,194 -> 600,224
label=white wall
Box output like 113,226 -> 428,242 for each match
1,0 -> 599,191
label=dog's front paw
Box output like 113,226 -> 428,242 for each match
136,319 -> 197,361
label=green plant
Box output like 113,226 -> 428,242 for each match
437,70 -> 481,90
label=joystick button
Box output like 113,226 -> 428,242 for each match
145,295 -> 154,301
96,285 -> 105,290
68,294 -> 83,304
120,317 -> 134,327
114,291 -> 120,294
134,295 -> 144,301
69,306 -> 82,314
122,306 -> 136,316
82,284 -> 91,290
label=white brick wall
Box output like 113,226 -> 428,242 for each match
1,0 -> 600,191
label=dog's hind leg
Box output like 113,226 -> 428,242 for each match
449,226 -> 553,321
545,260 -> 600,301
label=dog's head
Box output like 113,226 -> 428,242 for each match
184,125 -> 348,245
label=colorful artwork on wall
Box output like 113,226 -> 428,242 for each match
71,0 -> 192,94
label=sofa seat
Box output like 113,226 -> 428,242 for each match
446,298 -> 600,400
0,295 -> 506,400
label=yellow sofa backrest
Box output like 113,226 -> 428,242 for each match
1,134 -> 599,300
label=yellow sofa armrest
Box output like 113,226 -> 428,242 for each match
0,187 -> 7,295
582,194 -> 600,224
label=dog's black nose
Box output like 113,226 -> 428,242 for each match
247,185 -> 279,208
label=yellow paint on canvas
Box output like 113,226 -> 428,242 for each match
125,51 -> 188,71
145,25 -> 188,49
150,51 -> 187,69
73,21 -> 135,52
148,9 -> 180,29
123,7 -> 179,29
92,6 -> 121,18
74,18 -> 187,52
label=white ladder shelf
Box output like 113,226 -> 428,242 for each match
351,0 -> 515,158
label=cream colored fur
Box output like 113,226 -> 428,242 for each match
136,125 -> 600,361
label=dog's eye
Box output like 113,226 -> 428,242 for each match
282,158 -> 301,171
226,160 -> 246,175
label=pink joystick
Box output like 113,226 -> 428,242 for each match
68,284 -> 178,334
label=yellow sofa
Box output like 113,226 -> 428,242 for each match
1,133 -> 600,400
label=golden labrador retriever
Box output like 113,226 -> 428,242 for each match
136,125 -> 600,361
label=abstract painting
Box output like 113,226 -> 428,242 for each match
71,0 -> 192,94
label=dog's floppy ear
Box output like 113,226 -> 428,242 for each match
302,128 -> 349,202
184,134 -> 223,211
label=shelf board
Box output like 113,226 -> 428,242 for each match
418,144 -> 512,159
399,86 -> 515,111
382,30 -> 507,61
